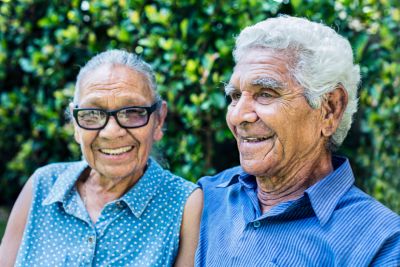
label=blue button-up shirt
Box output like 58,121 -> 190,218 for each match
195,156 -> 400,266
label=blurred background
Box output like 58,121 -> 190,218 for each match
0,0 -> 399,237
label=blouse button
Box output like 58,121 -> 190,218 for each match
253,221 -> 261,228
116,201 -> 123,208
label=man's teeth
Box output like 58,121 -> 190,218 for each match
100,146 -> 133,155
242,137 -> 270,143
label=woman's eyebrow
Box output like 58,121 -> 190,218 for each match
78,97 -> 104,107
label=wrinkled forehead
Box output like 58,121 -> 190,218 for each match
233,48 -> 292,70
76,64 -> 154,103
230,49 -> 293,83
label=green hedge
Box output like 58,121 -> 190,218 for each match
0,0 -> 399,213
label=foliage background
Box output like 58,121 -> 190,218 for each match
0,0 -> 399,222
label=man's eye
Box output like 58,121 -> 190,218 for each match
229,92 -> 242,101
258,92 -> 273,98
255,91 -> 278,105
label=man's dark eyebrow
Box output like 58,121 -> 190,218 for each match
252,77 -> 286,90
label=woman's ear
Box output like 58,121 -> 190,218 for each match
153,101 -> 168,141
321,84 -> 348,137
69,102 -> 81,144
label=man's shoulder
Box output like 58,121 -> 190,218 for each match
338,186 -> 400,230
197,166 -> 243,189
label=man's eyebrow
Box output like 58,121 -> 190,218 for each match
252,77 -> 286,90
224,84 -> 238,95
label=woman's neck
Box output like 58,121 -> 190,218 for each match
78,168 -> 143,223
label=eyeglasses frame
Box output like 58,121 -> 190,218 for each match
72,101 -> 161,130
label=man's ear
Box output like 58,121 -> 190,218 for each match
69,102 -> 81,144
321,84 -> 348,137
153,101 -> 168,141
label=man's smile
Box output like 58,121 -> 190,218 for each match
239,135 -> 275,143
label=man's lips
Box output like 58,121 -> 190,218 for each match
239,135 -> 275,143
98,145 -> 134,155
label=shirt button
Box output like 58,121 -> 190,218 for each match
88,236 -> 95,243
253,221 -> 261,228
116,201 -> 123,208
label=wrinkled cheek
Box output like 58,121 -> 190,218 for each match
225,113 -> 236,135
78,137 -> 96,165
80,145 -> 93,164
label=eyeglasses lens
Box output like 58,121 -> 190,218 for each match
117,107 -> 148,127
76,107 -> 150,129
78,110 -> 107,128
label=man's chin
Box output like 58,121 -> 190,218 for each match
239,158 -> 273,177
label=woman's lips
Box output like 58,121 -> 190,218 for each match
99,145 -> 134,155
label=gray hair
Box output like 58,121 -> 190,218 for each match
233,15 -> 360,150
73,49 -> 161,104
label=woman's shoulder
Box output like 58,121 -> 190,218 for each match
148,158 -> 197,191
33,161 -> 83,179
34,161 -> 79,174
159,168 -> 198,196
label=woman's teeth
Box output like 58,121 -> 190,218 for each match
100,146 -> 133,155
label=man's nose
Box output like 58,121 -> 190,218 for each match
99,116 -> 127,139
228,93 -> 258,125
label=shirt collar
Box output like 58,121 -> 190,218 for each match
120,158 -> 164,218
216,167 -> 255,188
43,160 -> 89,206
43,157 -> 164,219
305,156 -> 355,226
216,156 -> 355,226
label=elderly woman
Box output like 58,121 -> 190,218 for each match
0,50 -> 203,266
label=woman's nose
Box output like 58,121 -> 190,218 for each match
98,116 -> 127,139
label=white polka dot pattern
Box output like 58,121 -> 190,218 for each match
15,158 -> 198,267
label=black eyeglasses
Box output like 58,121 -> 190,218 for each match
73,101 -> 160,130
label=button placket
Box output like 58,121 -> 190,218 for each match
88,236 -> 95,243
84,232 -> 96,265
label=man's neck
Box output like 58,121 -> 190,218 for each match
256,152 -> 333,213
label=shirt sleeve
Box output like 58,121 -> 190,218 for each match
370,232 -> 400,266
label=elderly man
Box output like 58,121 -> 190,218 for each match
195,16 -> 400,266
0,50 -> 202,266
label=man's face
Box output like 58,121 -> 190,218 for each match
226,49 -> 326,179
72,64 -> 166,181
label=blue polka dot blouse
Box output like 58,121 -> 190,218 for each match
15,158 -> 198,266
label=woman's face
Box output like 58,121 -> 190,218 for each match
71,64 -> 166,182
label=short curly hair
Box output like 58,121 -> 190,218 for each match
233,15 -> 360,150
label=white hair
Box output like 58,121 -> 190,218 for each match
233,15 -> 360,150
74,49 -> 161,104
